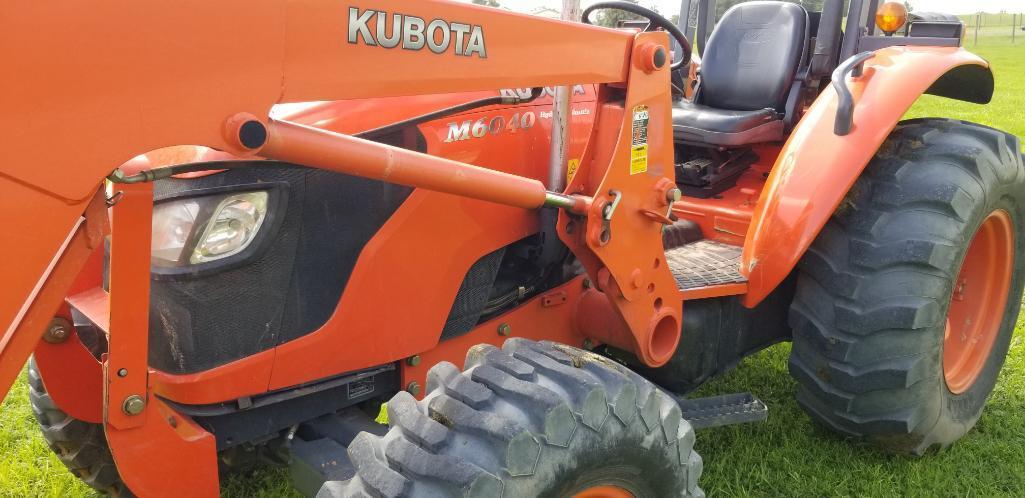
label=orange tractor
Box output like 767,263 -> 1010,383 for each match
1,0 -> 1022,496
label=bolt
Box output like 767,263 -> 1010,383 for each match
406,381 -> 422,397
117,368 -> 128,378
582,278 -> 592,289
42,318 -> 72,344
666,188 -> 682,203
497,323 -> 511,337
122,395 -> 146,416
631,268 -> 644,289
406,355 -> 421,367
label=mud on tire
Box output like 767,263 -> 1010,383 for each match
789,119 -> 1025,454
27,359 -> 131,497
319,339 -> 704,497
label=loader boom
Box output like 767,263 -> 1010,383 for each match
0,0 -> 675,418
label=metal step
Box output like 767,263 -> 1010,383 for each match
289,408 -> 388,497
666,239 -> 747,291
674,392 -> 768,430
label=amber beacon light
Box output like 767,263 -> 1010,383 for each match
876,1 -> 909,35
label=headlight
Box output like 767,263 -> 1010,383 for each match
151,190 -> 269,268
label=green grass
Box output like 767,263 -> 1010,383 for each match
3,37 -> 1025,498
692,333 -> 1025,497
958,13 -> 1024,29
905,35 -> 1025,142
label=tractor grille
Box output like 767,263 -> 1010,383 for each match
144,164 -> 411,374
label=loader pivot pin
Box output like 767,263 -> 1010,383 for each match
653,47 -> 667,69
224,113 -> 268,152
238,120 -> 268,149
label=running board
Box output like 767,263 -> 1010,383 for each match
674,392 -> 768,430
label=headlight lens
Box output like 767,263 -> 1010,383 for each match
151,191 -> 269,267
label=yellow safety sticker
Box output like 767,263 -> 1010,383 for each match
567,158 -> 581,181
630,105 -> 649,175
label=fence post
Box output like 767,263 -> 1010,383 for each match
1014,13 -> 1018,43
975,13 -> 980,46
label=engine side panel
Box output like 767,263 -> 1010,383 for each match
141,87 -> 598,394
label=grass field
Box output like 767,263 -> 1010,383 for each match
2,34 -> 1024,498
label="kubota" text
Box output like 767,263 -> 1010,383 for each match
348,8 -> 487,59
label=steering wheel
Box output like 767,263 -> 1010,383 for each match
582,1 -> 693,70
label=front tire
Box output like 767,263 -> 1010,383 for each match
27,359 -> 130,497
789,119 -> 1025,454
319,339 -> 704,497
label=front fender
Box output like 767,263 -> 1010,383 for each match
741,46 -> 993,307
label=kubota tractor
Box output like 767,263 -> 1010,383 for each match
1,0 -> 1022,496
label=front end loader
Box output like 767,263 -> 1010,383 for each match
2,1 -> 1022,496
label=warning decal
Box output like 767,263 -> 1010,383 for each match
567,158 -> 580,181
630,105 -> 649,175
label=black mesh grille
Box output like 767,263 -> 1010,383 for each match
439,248 -> 506,341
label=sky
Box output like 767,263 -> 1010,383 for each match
458,0 -> 1023,15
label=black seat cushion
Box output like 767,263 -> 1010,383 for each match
701,1 -> 808,112
673,101 -> 777,134
672,101 -> 783,146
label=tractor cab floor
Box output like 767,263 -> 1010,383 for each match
666,239 -> 747,290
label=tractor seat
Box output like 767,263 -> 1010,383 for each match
673,1 -> 809,147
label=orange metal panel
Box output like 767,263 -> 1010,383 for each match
673,145 -> 778,245
268,189 -> 537,390
1,0 -> 632,203
65,288 -> 111,333
151,350 -> 277,406
106,398 -> 218,497
401,277 -> 589,395
0,190 -> 104,405
741,47 -> 991,307
679,283 -> 748,301
33,323 -> 105,424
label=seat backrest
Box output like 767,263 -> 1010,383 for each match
700,1 -> 809,112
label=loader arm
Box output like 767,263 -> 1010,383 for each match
0,6 -> 683,492
0,0 -> 645,397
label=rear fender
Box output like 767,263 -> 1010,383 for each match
741,47 -> 993,307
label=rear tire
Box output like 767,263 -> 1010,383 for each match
789,119 -> 1025,454
27,359 -> 131,497
319,339 -> 704,497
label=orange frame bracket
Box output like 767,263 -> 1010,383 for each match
104,182 -> 220,497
